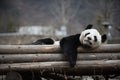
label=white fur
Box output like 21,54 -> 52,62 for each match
80,29 -> 102,48
53,41 -> 60,46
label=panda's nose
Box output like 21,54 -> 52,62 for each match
87,37 -> 91,40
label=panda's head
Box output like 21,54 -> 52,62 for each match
80,24 -> 107,48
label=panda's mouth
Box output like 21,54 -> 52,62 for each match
82,40 -> 94,48
84,40 -> 92,45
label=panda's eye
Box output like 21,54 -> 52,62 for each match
85,33 -> 90,37
94,36 -> 97,42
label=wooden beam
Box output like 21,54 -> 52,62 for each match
0,44 -> 120,54
0,53 -> 120,63
0,60 -> 120,75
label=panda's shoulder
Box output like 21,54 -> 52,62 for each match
60,34 -> 80,43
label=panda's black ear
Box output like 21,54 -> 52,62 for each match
85,24 -> 93,30
101,34 -> 107,43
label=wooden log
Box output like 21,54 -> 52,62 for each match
0,45 -> 60,54
0,44 -> 120,54
0,53 -> 120,63
0,60 -> 120,75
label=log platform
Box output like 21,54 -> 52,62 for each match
0,44 -> 120,75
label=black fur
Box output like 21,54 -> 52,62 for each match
32,38 -> 54,45
60,34 -> 81,67
94,36 -> 97,42
101,34 -> 107,43
85,24 -> 93,29
85,33 -> 90,37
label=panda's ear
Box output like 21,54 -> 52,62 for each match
85,24 -> 93,30
101,34 -> 107,43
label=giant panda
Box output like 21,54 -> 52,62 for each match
31,24 -> 107,67
60,24 -> 107,67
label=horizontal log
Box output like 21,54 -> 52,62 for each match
0,53 -> 120,63
0,60 -> 120,75
0,44 -> 120,54
0,45 -> 60,54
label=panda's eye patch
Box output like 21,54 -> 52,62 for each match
94,36 -> 97,42
85,33 -> 90,37
87,37 -> 91,40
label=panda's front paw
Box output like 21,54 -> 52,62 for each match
70,63 -> 75,68
69,60 -> 76,67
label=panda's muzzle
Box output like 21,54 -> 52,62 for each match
84,40 -> 92,45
